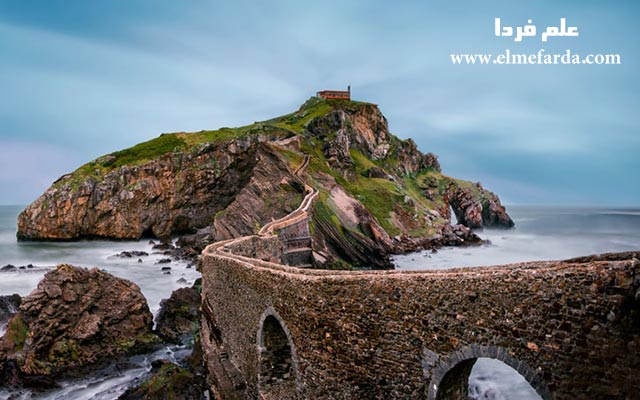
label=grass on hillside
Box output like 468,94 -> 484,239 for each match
56,97 -> 350,188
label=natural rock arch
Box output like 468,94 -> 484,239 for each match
256,307 -> 300,399
426,345 -> 551,400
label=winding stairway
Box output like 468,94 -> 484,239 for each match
258,154 -> 317,267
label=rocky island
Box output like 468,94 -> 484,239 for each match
17,97 -> 513,269
3,96 -> 639,400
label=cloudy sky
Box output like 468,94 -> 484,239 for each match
0,0 -> 638,206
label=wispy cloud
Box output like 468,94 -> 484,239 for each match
0,0 -> 638,205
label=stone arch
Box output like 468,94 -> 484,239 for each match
256,307 -> 300,399
426,345 -> 551,400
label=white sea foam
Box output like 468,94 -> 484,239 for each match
469,358 -> 542,400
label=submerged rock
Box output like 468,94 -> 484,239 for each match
113,251 -> 149,259
0,264 -> 47,273
152,242 -> 175,251
0,264 -> 160,387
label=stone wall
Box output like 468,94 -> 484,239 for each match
201,243 -> 640,400
281,248 -> 313,266
217,235 -> 282,263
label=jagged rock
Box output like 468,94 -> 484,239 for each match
0,265 -> 159,387
305,105 -> 440,176
362,166 -> 389,179
17,137 -> 264,242
447,182 -> 514,229
155,285 -> 200,344
176,226 -> 215,254
440,224 -> 483,246
212,145 -> 305,241
1,264 -> 16,272
121,313 -> 209,400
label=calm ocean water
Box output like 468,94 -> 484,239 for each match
394,205 -> 640,269
1,204 -> 638,399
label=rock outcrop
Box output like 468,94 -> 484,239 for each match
0,265 -> 159,387
17,137 -> 265,242
447,182 -> 514,229
17,97 -> 513,268
155,285 -> 201,344
306,104 -> 440,176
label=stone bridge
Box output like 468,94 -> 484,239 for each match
199,155 -> 640,399
200,233 -> 640,399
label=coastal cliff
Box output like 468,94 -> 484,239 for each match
18,97 -> 513,268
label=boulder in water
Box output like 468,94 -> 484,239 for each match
0,264 -> 160,387
0,264 -> 16,272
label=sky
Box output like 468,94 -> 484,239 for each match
0,0 -> 638,206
